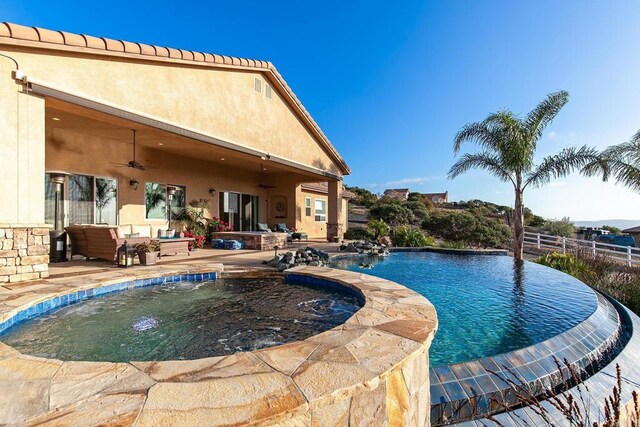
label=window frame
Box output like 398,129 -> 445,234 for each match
314,198 -> 327,222
305,197 -> 311,217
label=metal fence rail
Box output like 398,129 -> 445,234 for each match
524,231 -> 640,267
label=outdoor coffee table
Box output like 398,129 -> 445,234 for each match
292,232 -> 308,242
158,237 -> 194,258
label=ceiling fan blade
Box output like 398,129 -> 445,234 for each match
109,162 -> 132,168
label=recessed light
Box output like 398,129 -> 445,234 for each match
157,143 -> 164,146
221,158 -> 225,161
52,117 -> 60,121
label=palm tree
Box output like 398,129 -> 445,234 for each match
449,90 -> 601,260
586,129 -> 640,192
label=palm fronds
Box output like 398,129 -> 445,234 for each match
448,152 -> 515,185
524,146 -> 601,189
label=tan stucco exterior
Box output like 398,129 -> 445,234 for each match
0,22 -> 351,280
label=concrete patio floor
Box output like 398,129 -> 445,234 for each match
48,239 -> 343,278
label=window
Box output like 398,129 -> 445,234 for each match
254,77 -> 262,93
145,182 -> 185,220
305,197 -> 311,217
95,177 -> 117,225
265,84 -> 272,99
314,199 -> 326,222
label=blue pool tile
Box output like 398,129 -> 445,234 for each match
36,302 -> 44,314
69,292 -> 78,303
60,294 -> 69,305
26,305 -> 36,318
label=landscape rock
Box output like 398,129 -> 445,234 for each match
263,247 -> 330,271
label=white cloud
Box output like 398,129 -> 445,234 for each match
547,131 -> 557,140
546,181 -> 567,187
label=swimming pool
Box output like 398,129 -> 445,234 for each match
332,252 -> 598,366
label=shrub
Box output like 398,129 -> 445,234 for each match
369,202 -> 416,226
422,211 -> 512,248
403,201 -> 430,221
535,252 -> 589,277
543,217 -> 575,237
392,225 -> 435,247
535,248 -> 640,315
344,227 -> 374,241
602,225 -> 622,234
346,186 -> 378,207
367,219 -> 389,238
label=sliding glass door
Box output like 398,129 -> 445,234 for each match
45,174 -> 118,226
221,192 -> 259,231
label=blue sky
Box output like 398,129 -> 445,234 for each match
3,1 -> 640,220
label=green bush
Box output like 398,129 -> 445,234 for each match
422,211 -> 512,248
367,219 -> 389,238
535,249 -> 640,316
543,217 -> 575,237
369,201 -> 416,226
346,186 -> 378,207
344,227 -> 374,241
392,225 -> 435,247
534,252 -> 589,277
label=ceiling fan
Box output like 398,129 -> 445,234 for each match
110,129 -> 149,171
256,164 -> 276,189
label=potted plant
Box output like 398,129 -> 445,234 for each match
135,240 -> 161,266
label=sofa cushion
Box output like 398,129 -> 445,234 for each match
131,224 -> 152,238
116,225 -> 131,239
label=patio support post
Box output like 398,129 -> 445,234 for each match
0,67 -> 50,283
326,180 -> 343,243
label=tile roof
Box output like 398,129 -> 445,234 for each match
622,226 -> 640,233
0,22 -> 350,175
300,182 -> 354,198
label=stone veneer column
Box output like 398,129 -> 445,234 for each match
326,180 -> 344,242
0,224 -> 51,283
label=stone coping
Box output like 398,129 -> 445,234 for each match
0,265 -> 438,426
462,296 -> 640,426
431,292 -> 622,425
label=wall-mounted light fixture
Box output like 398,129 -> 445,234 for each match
209,188 -> 216,197
129,178 -> 139,191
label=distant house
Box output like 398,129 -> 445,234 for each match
383,188 -> 410,200
622,226 -> 640,242
423,191 -> 449,204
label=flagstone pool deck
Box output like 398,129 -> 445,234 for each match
0,261 -> 437,426
1,247 -> 639,426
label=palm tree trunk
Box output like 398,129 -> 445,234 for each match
513,187 -> 525,261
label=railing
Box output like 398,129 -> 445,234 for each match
524,231 -> 640,267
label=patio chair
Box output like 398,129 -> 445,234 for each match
274,223 -> 293,243
257,223 -> 271,233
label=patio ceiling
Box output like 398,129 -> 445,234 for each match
45,98 -> 328,183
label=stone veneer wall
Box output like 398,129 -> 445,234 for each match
0,224 -> 50,283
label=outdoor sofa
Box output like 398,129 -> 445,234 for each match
65,224 -> 170,262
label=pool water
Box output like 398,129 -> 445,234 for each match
332,252 -> 597,366
0,276 -> 362,362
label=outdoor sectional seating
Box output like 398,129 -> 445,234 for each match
65,224 -> 160,262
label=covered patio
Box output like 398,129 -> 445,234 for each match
0,22 -> 351,282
